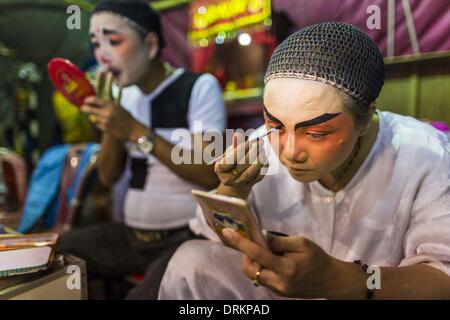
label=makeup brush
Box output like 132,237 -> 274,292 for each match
207,125 -> 281,165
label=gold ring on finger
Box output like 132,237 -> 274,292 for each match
252,269 -> 262,287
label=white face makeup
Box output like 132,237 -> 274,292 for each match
264,78 -> 345,128
263,78 -> 360,182
89,12 -> 151,87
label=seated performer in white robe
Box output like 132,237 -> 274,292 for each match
159,22 -> 450,300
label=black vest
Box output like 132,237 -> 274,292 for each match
129,71 -> 201,189
151,72 -> 202,128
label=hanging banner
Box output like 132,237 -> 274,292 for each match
189,0 -> 271,41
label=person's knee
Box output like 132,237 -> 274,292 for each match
160,239 -> 252,299
166,240 -> 213,276
161,239 -> 221,291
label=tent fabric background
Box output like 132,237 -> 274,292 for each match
272,0 -> 450,56
158,0 -> 450,72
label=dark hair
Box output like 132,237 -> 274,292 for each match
93,0 -> 166,52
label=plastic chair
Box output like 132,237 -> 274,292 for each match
0,148 -> 28,229
53,144 -> 99,234
0,148 -> 28,211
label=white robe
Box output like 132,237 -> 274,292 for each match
159,111 -> 450,299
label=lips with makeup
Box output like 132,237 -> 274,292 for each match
286,166 -> 322,183
287,165 -> 312,174
281,156 -> 320,178
286,165 -> 318,182
289,167 -> 311,172
282,159 -> 313,173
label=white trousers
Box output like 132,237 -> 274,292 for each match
158,239 -> 285,300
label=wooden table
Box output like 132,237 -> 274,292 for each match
0,254 -> 87,300
0,211 -> 21,230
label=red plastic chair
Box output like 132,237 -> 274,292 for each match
0,147 -> 28,211
53,144 -> 99,234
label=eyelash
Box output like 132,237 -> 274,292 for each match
268,121 -> 328,141
109,39 -> 122,46
306,132 -> 328,140
269,123 -> 284,131
90,39 -> 122,49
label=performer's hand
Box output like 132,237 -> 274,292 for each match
215,132 -> 268,199
222,228 -> 336,299
81,96 -> 146,142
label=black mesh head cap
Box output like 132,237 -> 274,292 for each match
264,22 -> 385,106
93,0 -> 165,50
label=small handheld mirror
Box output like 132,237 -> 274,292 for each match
48,58 -> 95,108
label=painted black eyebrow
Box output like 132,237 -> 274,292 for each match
103,28 -> 119,35
89,29 -> 119,38
263,106 -> 341,129
294,113 -> 341,130
263,106 -> 283,124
